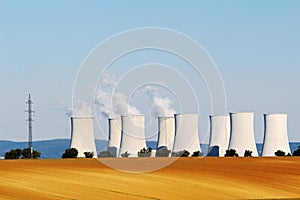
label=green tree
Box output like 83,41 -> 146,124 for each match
4,149 -> 22,159
5,148 -> 41,159
22,148 -> 41,159
155,147 -> 171,157
84,152 -> 94,158
121,151 -> 130,158
62,148 -> 78,158
275,150 -> 286,156
181,150 -> 190,157
244,150 -> 252,157
171,150 -> 190,157
225,149 -> 239,157
98,151 -> 114,158
191,151 -> 203,157
137,147 -> 152,157
293,146 -> 300,156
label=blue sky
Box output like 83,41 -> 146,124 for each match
0,1 -> 300,142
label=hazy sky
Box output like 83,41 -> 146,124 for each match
0,1 -> 300,142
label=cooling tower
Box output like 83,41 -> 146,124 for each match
261,114 -> 291,156
157,117 -> 175,152
228,112 -> 258,157
119,115 -> 147,157
107,117 -> 122,157
208,115 -> 230,157
172,114 -> 201,155
70,117 -> 97,158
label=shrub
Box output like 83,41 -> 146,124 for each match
244,150 -> 252,157
293,146 -> 300,156
121,151 -> 130,158
62,148 -> 78,158
181,150 -> 190,157
22,148 -> 41,159
107,147 -> 117,157
171,152 -> 177,157
5,148 -> 41,159
155,147 -> 171,157
138,147 -> 152,157
225,149 -> 239,157
98,151 -> 114,158
171,150 -> 190,157
191,151 -> 203,157
275,150 -> 286,157
4,149 -> 22,159
84,152 -> 94,158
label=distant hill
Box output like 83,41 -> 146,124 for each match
0,139 -> 107,158
0,139 -> 153,158
0,139 -> 299,158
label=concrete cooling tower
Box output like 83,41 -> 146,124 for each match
172,114 -> 201,155
119,115 -> 147,157
228,112 -> 258,157
107,117 -> 122,157
261,114 -> 291,156
157,117 -> 175,152
208,115 -> 230,157
70,117 -> 97,158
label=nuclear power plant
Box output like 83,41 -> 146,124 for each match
69,112 -> 292,158
70,117 -> 97,158
208,115 -> 230,157
172,114 -> 202,154
119,115 -> 147,157
157,117 -> 175,152
228,112 -> 258,157
107,116 -> 122,157
261,114 -> 291,156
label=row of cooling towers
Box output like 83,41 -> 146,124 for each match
69,112 -> 291,158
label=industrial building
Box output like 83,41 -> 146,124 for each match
70,111 -> 293,159
119,115 -> 147,157
157,117 -> 175,153
107,116 -> 122,157
228,112 -> 258,157
70,117 -> 97,158
172,114 -> 201,155
208,115 -> 230,157
261,114 -> 291,156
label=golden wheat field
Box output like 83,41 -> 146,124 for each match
0,157 -> 300,200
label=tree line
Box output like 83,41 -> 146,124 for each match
3,146 -> 300,159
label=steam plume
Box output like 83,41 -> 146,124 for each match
142,85 -> 176,117
95,73 -> 141,118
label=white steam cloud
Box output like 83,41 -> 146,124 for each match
95,73 -> 141,118
142,85 -> 176,117
68,100 -> 93,117
72,73 -> 177,119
